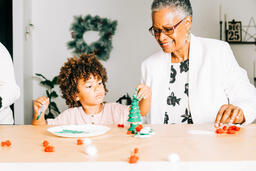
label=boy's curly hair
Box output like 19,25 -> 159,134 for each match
58,53 -> 108,107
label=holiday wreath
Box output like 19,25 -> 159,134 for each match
67,15 -> 117,61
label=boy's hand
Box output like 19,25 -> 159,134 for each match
136,84 -> 152,100
33,96 -> 49,118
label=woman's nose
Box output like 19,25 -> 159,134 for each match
158,31 -> 168,41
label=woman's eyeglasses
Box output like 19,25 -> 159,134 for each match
149,18 -> 186,37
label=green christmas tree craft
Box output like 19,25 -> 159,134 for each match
127,95 -> 142,134
127,89 -> 154,137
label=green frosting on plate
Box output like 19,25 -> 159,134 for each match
55,129 -> 88,134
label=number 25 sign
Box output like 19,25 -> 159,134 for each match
226,20 -> 242,42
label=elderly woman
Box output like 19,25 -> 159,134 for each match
136,0 -> 256,127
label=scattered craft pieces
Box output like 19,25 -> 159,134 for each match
1,140 -> 11,147
222,126 -> 227,131
215,128 -> 225,134
77,139 -> 83,145
117,124 -> 124,128
127,130 -> 132,135
129,155 -> 139,164
135,124 -> 143,132
44,146 -> 54,152
42,140 -> 54,152
235,127 -> 240,131
215,125 -> 241,134
128,148 -> 139,164
134,147 -> 139,154
227,129 -> 236,134
42,140 -> 49,147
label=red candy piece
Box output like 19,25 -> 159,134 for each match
227,129 -> 236,134
117,124 -> 124,128
134,148 -> 139,154
1,140 -> 11,147
1,141 -> 6,147
216,125 -> 241,135
129,155 -> 139,164
216,128 -> 224,134
222,126 -> 227,131
235,126 -> 240,131
5,140 -> 11,147
135,124 -> 143,132
77,139 -> 83,145
44,146 -> 54,152
43,140 -> 49,147
127,131 -> 132,135
228,126 -> 240,131
229,126 -> 237,131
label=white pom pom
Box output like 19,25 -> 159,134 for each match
85,145 -> 98,156
168,153 -> 180,162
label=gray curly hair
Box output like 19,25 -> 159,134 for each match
151,0 -> 193,19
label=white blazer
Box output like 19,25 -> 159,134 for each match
0,43 -> 20,124
141,34 -> 256,124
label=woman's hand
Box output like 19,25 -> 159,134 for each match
136,84 -> 152,100
33,96 -> 49,124
214,104 -> 245,128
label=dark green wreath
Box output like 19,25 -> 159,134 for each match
67,15 -> 117,61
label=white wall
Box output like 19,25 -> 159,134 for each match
13,0 -> 33,124
15,0 -> 256,124
13,0 -> 25,124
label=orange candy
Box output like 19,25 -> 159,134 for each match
134,148 -> 139,154
127,130 -> 132,135
235,127 -> 240,131
215,125 -> 241,134
44,146 -> 54,152
1,140 -> 11,147
216,128 -> 224,134
77,139 -> 83,145
129,155 -> 139,164
42,140 -> 54,152
128,148 -> 139,164
42,140 -> 49,147
227,129 -> 236,134
135,124 -> 143,132
222,126 -> 227,131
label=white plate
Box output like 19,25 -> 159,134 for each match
47,124 -> 110,138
